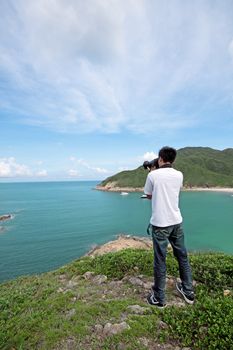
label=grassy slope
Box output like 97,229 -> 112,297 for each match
0,249 -> 233,350
99,147 -> 233,188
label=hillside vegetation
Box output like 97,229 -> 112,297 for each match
99,147 -> 233,189
0,248 -> 233,349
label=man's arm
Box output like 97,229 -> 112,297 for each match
144,174 -> 153,200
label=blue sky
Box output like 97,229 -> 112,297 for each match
1,0 -> 233,181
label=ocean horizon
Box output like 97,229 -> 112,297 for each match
0,180 -> 233,283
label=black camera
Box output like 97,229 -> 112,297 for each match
143,158 -> 159,170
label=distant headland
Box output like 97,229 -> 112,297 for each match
96,147 -> 233,191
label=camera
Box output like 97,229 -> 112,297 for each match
143,158 -> 159,170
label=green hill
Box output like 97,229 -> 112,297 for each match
99,147 -> 233,188
1,248 -> 233,349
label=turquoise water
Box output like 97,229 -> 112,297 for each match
0,181 -> 233,283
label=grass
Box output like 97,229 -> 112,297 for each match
0,249 -> 233,349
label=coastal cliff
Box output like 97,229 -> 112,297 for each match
1,235 -> 232,349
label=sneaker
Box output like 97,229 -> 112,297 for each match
176,282 -> 195,305
147,294 -> 166,308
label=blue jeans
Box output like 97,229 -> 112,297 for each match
152,223 -> 193,304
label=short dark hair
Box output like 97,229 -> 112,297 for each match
158,146 -> 177,163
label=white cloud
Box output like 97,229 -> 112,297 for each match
0,159 -> 11,177
1,1 -> 233,134
118,166 -> 130,172
0,157 -> 32,177
139,152 -> 158,162
93,167 -> 109,174
69,156 -> 109,174
68,169 -> 80,177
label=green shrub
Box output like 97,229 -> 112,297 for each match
162,293 -> 233,349
61,249 -> 233,291
60,249 -> 154,279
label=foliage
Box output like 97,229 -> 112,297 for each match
59,249 -> 154,279
162,292 -> 233,350
0,249 -> 232,349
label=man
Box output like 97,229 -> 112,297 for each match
144,146 -> 194,308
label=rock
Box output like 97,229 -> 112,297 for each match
103,322 -> 130,336
72,276 -> 82,282
93,274 -> 108,285
139,337 -> 150,347
83,271 -> 95,280
127,305 -> 151,315
168,300 -> 186,307
223,289 -> 231,296
161,345 -> 174,350
66,280 -> 78,289
158,320 -> 169,329
55,336 -> 77,350
57,287 -> 65,293
65,309 -> 76,319
58,274 -> 67,281
86,234 -> 152,257
128,277 -> 144,287
166,277 -> 175,288
153,344 -> 174,350
108,280 -> 123,287
103,322 -> 113,335
182,348 -> 192,350
94,324 -> 103,334
71,297 -> 78,302
0,214 -> 12,222
143,282 -> 152,290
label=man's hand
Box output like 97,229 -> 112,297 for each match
146,194 -> 152,200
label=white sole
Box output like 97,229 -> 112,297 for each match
147,296 -> 167,308
176,283 -> 194,305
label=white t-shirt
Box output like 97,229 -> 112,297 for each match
144,167 -> 183,227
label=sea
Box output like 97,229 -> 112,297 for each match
0,181 -> 233,283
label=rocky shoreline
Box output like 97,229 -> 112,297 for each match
0,214 -> 13,222
86,234 -> 153,257
95,185 -> 144,193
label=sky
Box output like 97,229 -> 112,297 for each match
0,0 -> 233,181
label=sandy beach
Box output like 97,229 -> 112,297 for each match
96,185 -> 233,193
182,187 -> 233,193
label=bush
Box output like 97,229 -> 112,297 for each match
162,293 -> 233,349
